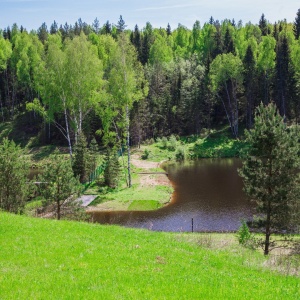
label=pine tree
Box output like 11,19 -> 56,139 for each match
293,8 -> 300,39
223,27 -> 235,54
239,103 -> 300,255
116,15 -> 127,33
0,138 -> 29,214
37,22 -> 48,44
275,35 -> 292,118
259,14 -> 268,36
50,21 -> 58,34
166,23 -> 171,35
103,21 -> 112,35
39,153 -> 80,220
92,18 -> 100,34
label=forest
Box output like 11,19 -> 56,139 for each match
0,11 -> 300,153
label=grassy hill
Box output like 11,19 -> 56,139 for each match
0,212 -> 299,299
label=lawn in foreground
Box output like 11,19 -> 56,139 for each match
0,212 -> 299,299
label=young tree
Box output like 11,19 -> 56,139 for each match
0,138 -> 29,213
38,153 -> 80,220
239,103 -> 300,255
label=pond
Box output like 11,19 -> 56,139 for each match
89,158 -> 254,232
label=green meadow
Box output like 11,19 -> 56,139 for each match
0,212 -> 299,299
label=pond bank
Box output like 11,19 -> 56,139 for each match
86,148 -> 174,212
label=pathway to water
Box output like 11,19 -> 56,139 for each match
77,195 -> 98,207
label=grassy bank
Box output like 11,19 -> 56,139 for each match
0,212 -> 299,299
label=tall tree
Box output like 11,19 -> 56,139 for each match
239,103 -> 300,255
210,53 -> 244,138
259,14 -> 268,36
107,33 -> 148,187
243,44 -> 257,128
116,15 -> 127,34
37,22 -> 48,44
0,138 -> 29,213
28,33 -> 104,158
293,8 -> 300,39
257,36 -> 276,104
274,34 -> 296,118
92,18 -> 100,34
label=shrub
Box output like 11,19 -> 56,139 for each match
175,146 -> 186,161
237,220 -> 256,249
168,135 -> 177,151
161,137 -> 168,149
141,148 -> 150,160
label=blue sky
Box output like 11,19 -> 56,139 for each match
0,0 -> 299,31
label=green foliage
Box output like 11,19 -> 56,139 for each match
239,102 -> 300,255
175,145 -> 186,161
38,153 -> 80,220
0,138 -> 30,213
0,35 -> 12,70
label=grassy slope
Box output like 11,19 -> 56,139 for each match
0,213 -> 299,299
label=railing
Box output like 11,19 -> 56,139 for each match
82,162 -> 107,192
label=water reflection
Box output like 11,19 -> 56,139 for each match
90,158 -> 253,232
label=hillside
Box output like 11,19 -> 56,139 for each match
0,212 -> 299,299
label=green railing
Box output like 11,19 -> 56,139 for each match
82,162 -> 107,192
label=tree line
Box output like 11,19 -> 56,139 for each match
1,12 -> 300,149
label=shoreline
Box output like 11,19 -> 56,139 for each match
86,149 -> 174,212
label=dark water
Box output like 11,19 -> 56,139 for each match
90,158 -> 253,232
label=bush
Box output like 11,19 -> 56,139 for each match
161,137 -> 168,149
175,146 -> 186,161
168,135 -> 177,151
237,220 -> 256,249
141,148 -> 150,160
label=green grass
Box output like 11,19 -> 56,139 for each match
0,212 -> 299,299
90,183 -> 173,210
128,200 -> 162,210
142,128 -> 247,162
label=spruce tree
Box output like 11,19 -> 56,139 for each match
166,23 -> 171,36
259,14 -> 268,36
293,8 -> 300,39
239,103 -> 300,255
116,15 -> 126,33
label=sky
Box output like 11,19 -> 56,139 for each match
0,0 -> 299,31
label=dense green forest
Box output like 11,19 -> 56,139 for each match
1,12 -> 300,150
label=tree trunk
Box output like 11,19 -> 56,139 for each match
63,102 -> 72,159
264,200 -> 271,255
57,201 -> 61,220
126,105 -> 132,188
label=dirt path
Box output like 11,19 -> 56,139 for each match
131,153 -> 171,188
